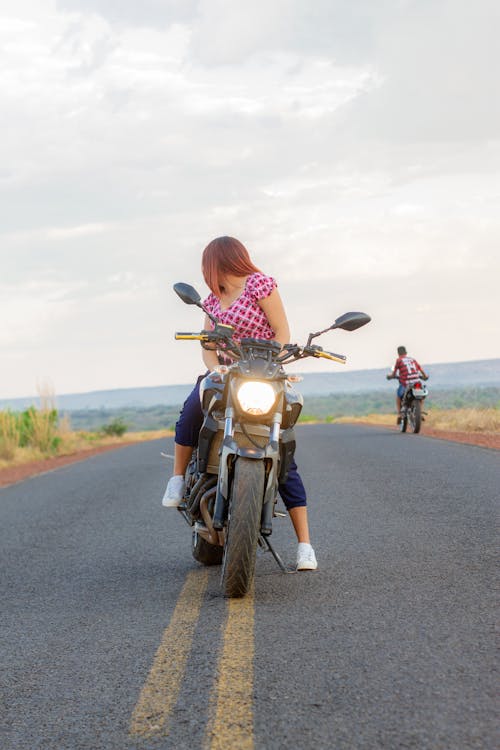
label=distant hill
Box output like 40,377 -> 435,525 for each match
1,358 -> 498,412
298,358 -> 500,397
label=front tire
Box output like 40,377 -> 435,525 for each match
221,457 -> 265,598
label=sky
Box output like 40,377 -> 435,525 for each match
1,0 -> 499,398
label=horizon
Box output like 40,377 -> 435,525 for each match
2,356 -> 498,404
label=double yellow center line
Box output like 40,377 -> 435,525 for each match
206,583 -> 255,750
129,569 -> 255,748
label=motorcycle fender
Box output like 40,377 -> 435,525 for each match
218,435 -> 278,501
212,425 -> 278,532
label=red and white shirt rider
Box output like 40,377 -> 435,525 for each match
391,355 -> 424,386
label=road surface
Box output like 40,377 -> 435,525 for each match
1,424 -> 498,749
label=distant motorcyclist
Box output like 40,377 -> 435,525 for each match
387,346 -> 428,423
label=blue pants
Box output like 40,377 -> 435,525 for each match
175,377 -> 307,510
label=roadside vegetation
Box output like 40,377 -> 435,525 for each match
297,386 -> 499,421
296,387 -> 499,433
334,408 -> 500,432
0,405 -> 171,471
67,404 -> 181,433
58,385 -> 500,433
1,384 -> 497,471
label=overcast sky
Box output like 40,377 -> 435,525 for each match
1,0 -> 499,398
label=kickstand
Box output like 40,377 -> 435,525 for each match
258,535 -> 294,573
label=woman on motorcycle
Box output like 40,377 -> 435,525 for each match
162,236 -> 317,571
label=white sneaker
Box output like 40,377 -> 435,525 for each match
296,542 -> 318,571
162,475 -> 185,507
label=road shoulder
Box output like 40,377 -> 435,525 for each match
0,439 -> 160,489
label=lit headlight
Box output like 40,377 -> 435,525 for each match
236,381 -> 276,415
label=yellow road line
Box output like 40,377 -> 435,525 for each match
205,582 -> 255,750
129,569 -> 208,737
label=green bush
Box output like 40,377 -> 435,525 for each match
18,406 -> 59,453
101,418 -> 127,437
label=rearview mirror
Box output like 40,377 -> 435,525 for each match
332,312 -> 371,331
173,282 -> 202,307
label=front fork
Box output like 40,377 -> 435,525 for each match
212,407 -> 235,530
212,407 -> 281,534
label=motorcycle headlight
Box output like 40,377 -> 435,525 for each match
236,381 -> 276,416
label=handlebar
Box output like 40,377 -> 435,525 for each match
175,331 -> 348,365
291,344 -> 346,364
386,373 -> 429,381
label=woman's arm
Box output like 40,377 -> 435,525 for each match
258,288 -> 290,348
201,314 -> 219,370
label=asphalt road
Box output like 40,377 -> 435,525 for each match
1,424 -> 498,750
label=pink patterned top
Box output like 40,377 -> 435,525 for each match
203,272 -> 277,342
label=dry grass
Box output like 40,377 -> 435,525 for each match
0,445 -> 48,469
0,428 -> 173,471
336,413 -> 396,427
61,429 -> 173,453
27,408 -> 58,453
26,382 -> 58,453
426,408 -> 500,432
0,411 -> 21,460
337,408 -> 500,433
58,413 -> 72,437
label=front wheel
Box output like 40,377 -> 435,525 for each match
409,400 -> 422,433
221,457 -> 265,598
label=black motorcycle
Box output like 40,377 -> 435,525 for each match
173,282 -> 370,597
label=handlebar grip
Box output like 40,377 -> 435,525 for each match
318,350 -> 347,364
175,332 -> 208,341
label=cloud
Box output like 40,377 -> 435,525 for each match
4,223 -> 110,242
0,280 -> 81,348
54,0 -> 383,64
344,0 -> 500,143
57,0 -> 198,28
0,0 -> 498,396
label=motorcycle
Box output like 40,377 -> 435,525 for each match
387,374 -> 429,434
399,378 -> 429,433
173,282 -> 371,597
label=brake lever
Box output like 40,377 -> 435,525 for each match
302,344 -> 323,357
276,344 -> 301,363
